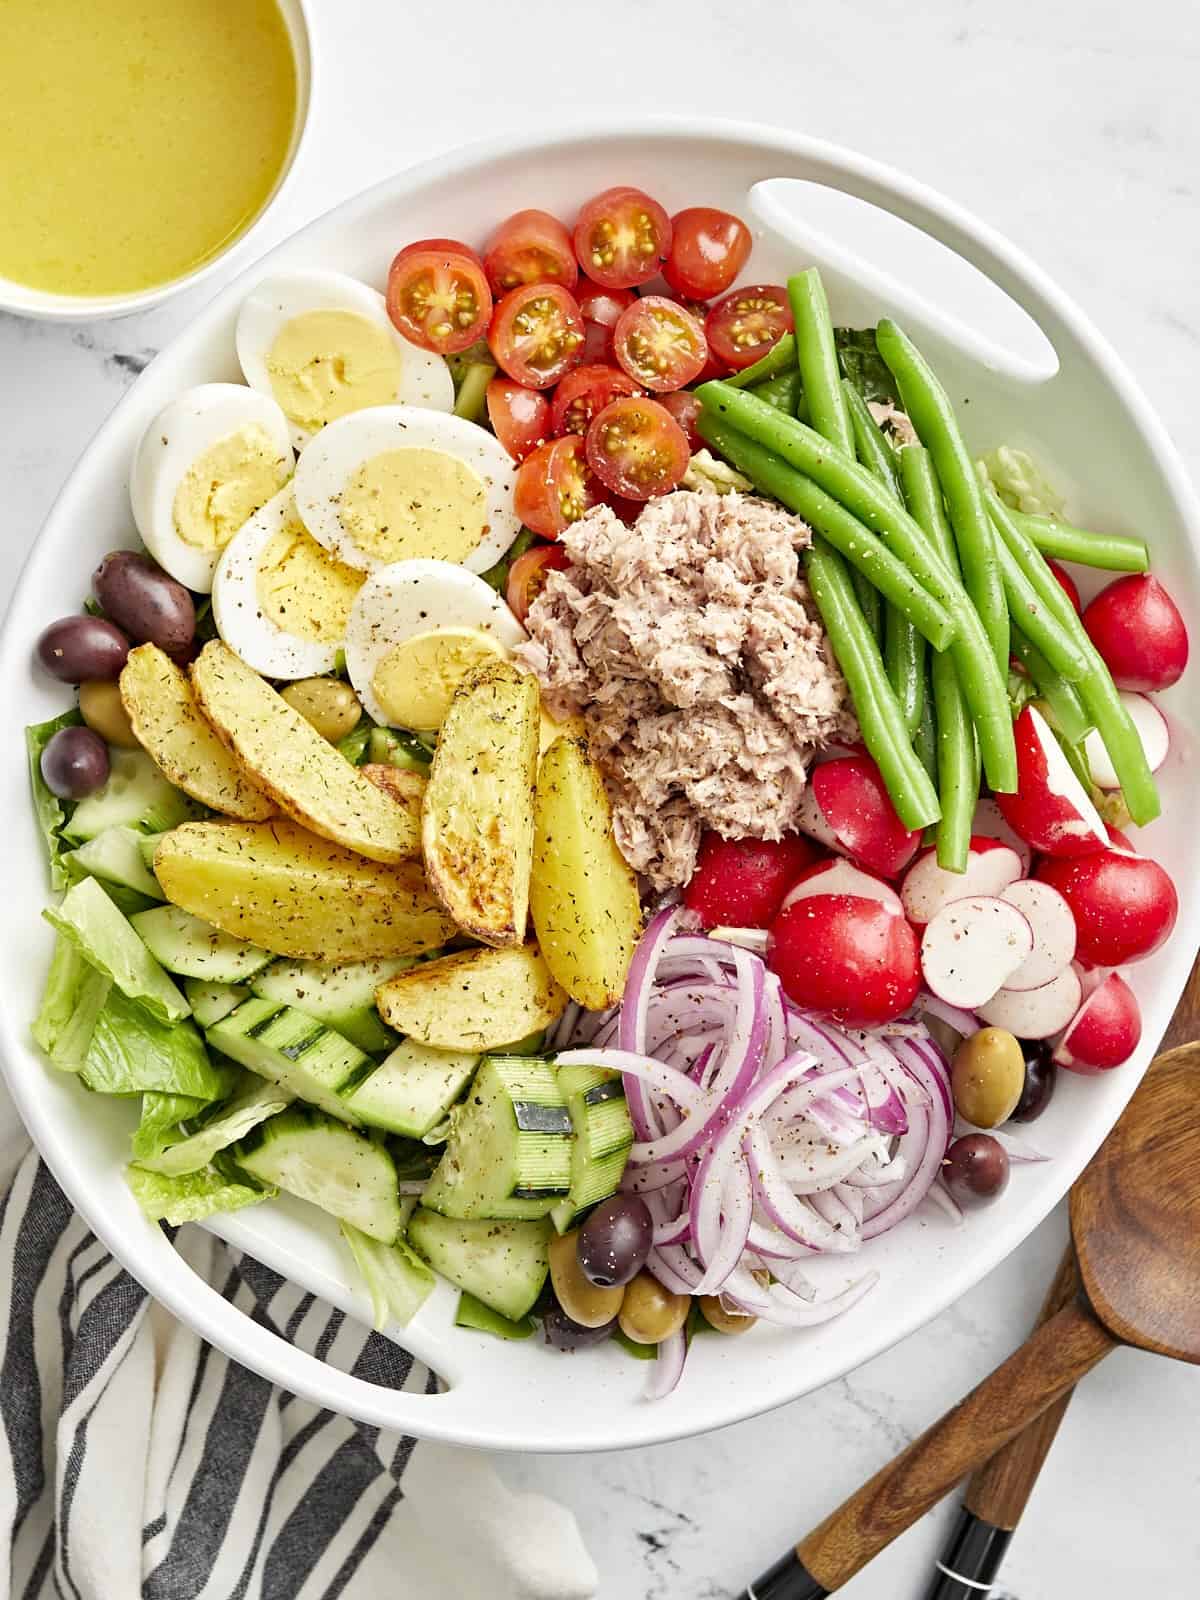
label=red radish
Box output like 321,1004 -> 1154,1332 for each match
996,705 -> 1108,857
781,858 -> 904,916
1082,574 -> 1188,692
1083,693 -> 1169,788
1047,560 -> 1081,613
971,798 -> 1034,874
768,895 -> 920,1026
976,965 -> 1084,1039
801,756 -> 922,877
1036,845 -> 1178,967
795,784 -> 840,851
920,896 -> 1034,1010
1105,823 -> 1138,855
999,880 -> 1077,990
1053,971 -> 1141,1073
683,833 -> 822,930
900,836 -> 1023,926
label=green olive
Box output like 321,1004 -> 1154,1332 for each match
78,679 -> 139,748
548,1230 -> 624,1329
951,1026 -> 1026,1128
699,1295 -> 757,1336
618,1271 -> 690,1345
281,677 -> 362,743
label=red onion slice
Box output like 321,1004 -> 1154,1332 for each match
643,1327 -> 688,1401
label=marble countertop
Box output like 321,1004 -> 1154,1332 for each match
2,1 -> 1198,1594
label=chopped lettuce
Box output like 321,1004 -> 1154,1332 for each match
454,1290 -> 535,1341
27,709 -> 84,892
127,1162 -> 273,1225
980,446 -> 1066,518
612,1326 -> 657,1361
336,718 -> 373,766
130,1091 -> 212,1164
136,1076 -> 293,1176
31,933 -> 111,1069
44,876 -> 189,1024
82,987 -> 235,1100
681,449 -> 753,496
341,1222 -> 435,1330
835,327 -> 900,405
367,726 -> 433,772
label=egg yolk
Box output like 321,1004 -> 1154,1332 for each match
266,310 -> 403,433
372,627 -> 506,729
337,448 -> 487,565
255,513 -> 364,642
172,425 -> 290,550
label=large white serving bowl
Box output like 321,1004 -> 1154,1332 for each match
1,120 -> 1197,1452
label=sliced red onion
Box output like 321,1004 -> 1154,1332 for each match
623,1158 -> 689,1194
918,992 -> 981,1039
859,1050 -> 951,1240
690,1152 -> 754,1296
651,1207 -> 692,1246
990,1129 -> 1050,1164
745,1219 -> 818,1260
643,1326 -> 688,1401
759,1257 -> 818,1302
649,1243 -> 705,1293
924,1179 -> 965,1225
834,1182 -> 865,1227
704,924 -> 769,953
745,1125 -> 860,1253
808,1185 -> 861,1243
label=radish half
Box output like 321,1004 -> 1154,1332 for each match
920,895 -> 1034,1010
1054,970 -> 1142,1072
972,798 -> 1034,874
999,880 -> 1077,991
997,705 -> 1108,858
976,965 -> 1084,1039
1084,693 -> 1169,789
782,858 -> 904,916
901,837 -> 1024,926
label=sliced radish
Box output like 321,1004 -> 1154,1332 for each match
796,784 -> 840,851
900,836 -> 1023,926
920,895 -> 1034,1010
808,756 -> 922,878
999,880 -> 1077,991
976,965 -> 1084,1039
972,798 -> 1033,874
782,858 -> 904,916
996,705 -> 1108,858
1083,693 -> 1169,789
1053,971 -> 1141,1073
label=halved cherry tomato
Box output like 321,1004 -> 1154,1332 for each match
659,390 -> 702,451
574,186 -> 672,289
612,296 -> 707,392
486,377 -> 551,461
513,435 -> 602,538
664,208 -> 753,301
386,240 -> 492,355
577,284 -> 637,362
550,364 -> 642,437
483,209 -> 578,295
505,543 -> 571,625
585,396 -> 691,502
705,283 -> 793,371
488,283 -> 586,389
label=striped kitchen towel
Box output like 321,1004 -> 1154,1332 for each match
0,1149 -> 597,1600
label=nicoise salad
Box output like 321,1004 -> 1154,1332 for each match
27,190 -> 1187,1393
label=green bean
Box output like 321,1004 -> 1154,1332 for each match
913,656 -> 938,784
852,569 -> 883,643
1014,512 -> 1149,573
843,381 -> 900,498
898,443 -> 958,573
749,369 -> 806,417
1011,631 -> 1093,747
452,360 -> 496,424
725,333 -> 797,389
788,270 -> 854,457
804,540 -> 941,831
993,533 -> 1089,682
875,319 -> 1009,673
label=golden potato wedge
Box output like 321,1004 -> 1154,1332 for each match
375,944 -> 567,1051
155,818 -> 454,962
190,641 -> 419,863
361,762 -> 426,820
119,643 -> 275,821
421,661 -> 538,947
530,736 -> 642,1009
538,708 -> 586,760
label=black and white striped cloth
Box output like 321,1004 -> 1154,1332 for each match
0,1149 -> 596,1600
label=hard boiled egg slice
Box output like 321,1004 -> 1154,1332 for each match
293,406 -> 521,576
346,559 -> 526,731
236,269 -> 453,448
212,487 -> 365,679
130,384 -> 294,593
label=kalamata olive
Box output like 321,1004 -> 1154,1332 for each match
1012,1040 -> 1058,1123
36,615 -> 129,683
542,1306 -> 618,1352
951,1027 -> 1026,1128
548,1231 -> 625,1328
40,725 -> 110,799
281,678 -> 363,744
943,1134 -> 1010,1207
78,680 -> 139,748
577,1193 -> 652,1288
92,551 -> 195,654
699,1295 -> 757,1336
618,1272 -> 690,1344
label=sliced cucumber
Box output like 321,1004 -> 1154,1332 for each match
131,905 -> 273,983
550,1064 -> 634,1233
139,831 -> 168,871
421,1055 -> 572,1221
236,1107 -> 404,1242
184,979 -> 248,1028
407,1209 -> 550,1321
137,1076 -> 294,1176
63,750 -> 199,842
341,1039 -> 478,1138
249,958 -> 412,1055
62,825 -> 164,900
207,997 -> 369,1121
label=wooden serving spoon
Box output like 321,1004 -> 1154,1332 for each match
740,1040 -> 1200,1599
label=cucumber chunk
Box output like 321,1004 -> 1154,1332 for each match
250,957 -> 412,1055
341,1039 -> 478,1138
184,979 -> 248,1028
236,1107 -> 404,1242
550,1064 -> 633,1233
62,825 -> 164,900
63,749 -> 199,842
207,996 -> 369,1122
407,1209 -> 550,1321
131,905 -> 273,983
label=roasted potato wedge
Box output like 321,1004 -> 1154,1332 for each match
531,736 -> 642,1008
361,763 -> 426,820
119,643 -> 275,820
155,819 -> 454,962
538,708 -> 586,759
190,641 -> 419,863
421,661 -> 538,947
375,944 -> 567,1051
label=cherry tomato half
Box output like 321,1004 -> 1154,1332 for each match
585,396 -> 691,502
505,543 -> 571,626
664,207 -> 753,301
483,209 -> 578,296
386,240 -> 492,355
659,390 -> 702,451
488,283 -> 586,389
486,377 -> 551,461
550,364 -> 642,437
705,283 -> 793,371
577,284 -> 638,362
574,186 -> 672,290
612,296 -> 707,392
513,435 -> 603,538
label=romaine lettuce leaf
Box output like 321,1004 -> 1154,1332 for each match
681,450 -> 753,495
130,1091 -> 212,1164
44,876 -> 189,1023
27,709 -> 84,892
82,987 -> 235,1100
454,1290 -> 535,1341
126,1162 -> 273,1225
980,446 -> 1066,518
136,1076 -> 293,1176
341,1222 -> 435,1330
835,327 -> 900,405
31,933 -> 111,1069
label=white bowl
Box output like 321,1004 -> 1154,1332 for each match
2,119 -> 1198,1452
0,0 -> 314,322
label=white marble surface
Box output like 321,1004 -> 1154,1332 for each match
2,1 -> 1199,1594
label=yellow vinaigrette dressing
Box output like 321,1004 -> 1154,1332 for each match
0,0 -> 298,296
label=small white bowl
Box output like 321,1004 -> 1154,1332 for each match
0,0 -> 313,323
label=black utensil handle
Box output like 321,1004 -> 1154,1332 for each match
923,1508 -> 1013,1599
740,1551 -> 828,1599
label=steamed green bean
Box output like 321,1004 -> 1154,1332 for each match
724,333 -> 797,389
1014,512 -> 1149,573
788,270 -> 854,457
